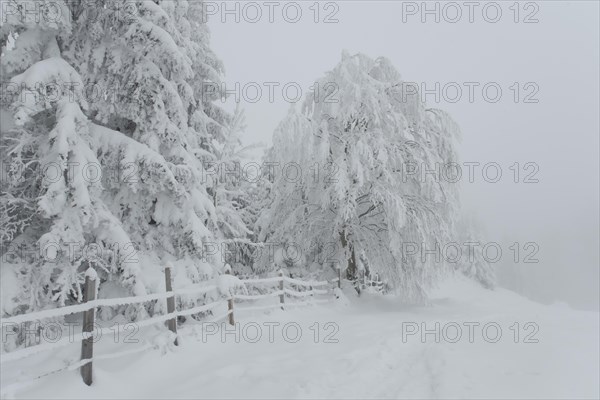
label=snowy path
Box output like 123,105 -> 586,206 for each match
4,278 -> 599,399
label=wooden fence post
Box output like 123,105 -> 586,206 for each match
279,270 -> 285,310
361,269 -> 366,291
81,268 -> 97,386
164,265 -> 178,346
225,269 -> 235,325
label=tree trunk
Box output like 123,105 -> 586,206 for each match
339,230 -> 360,295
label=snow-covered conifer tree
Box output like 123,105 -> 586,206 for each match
59,1 -> 240,298
1,1 -> 240,316
0,1 -> 128,311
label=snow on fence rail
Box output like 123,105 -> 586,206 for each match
0,267 -> 333,389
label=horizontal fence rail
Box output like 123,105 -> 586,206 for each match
0,286 -> 218,325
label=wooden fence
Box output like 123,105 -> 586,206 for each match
333,267 -> 385,293
0,267 -> 332,390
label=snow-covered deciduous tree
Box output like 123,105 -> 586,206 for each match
258,52 -> 471,301
454,215 -> 495,289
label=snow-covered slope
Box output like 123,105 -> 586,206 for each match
3,278 -> 598,399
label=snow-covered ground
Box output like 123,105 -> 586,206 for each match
2,277 -> 598,399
